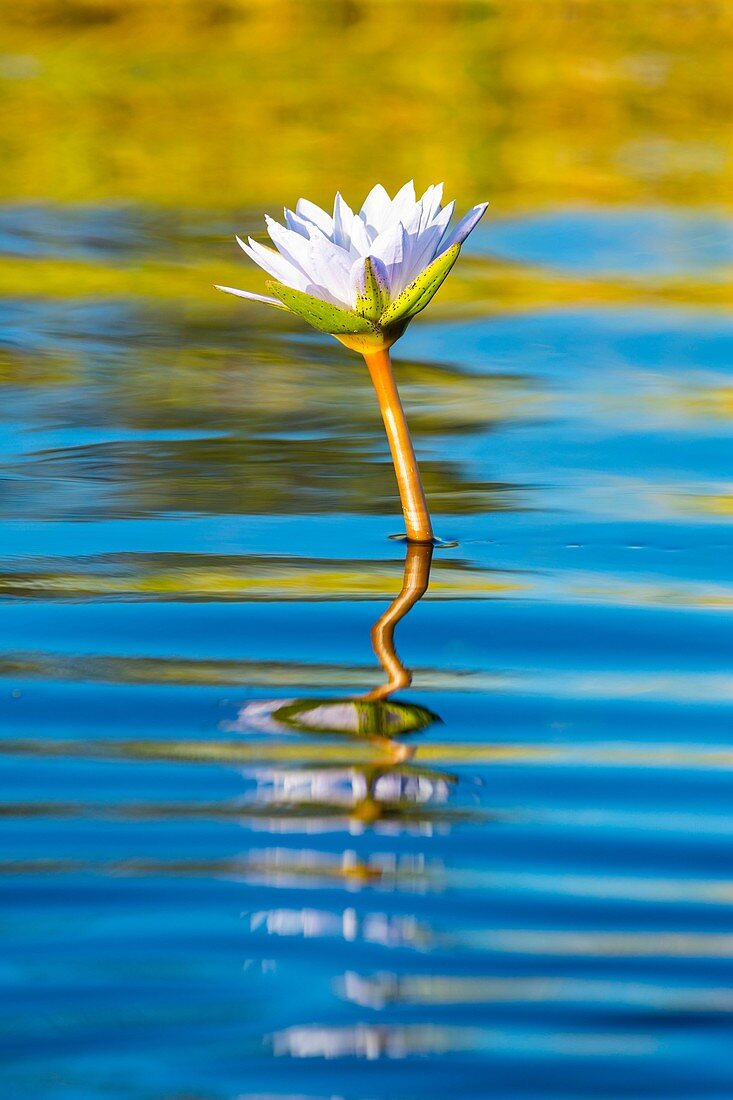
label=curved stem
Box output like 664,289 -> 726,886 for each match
363,347 -> 434,543
365,541 -> 433,701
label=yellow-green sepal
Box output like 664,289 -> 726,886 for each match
378,243 -> 461,327
266,280 -> 378,335
335,319 -> 408,355
354,257 -> 388,322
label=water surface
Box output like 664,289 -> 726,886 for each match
2,3 -> 733,1098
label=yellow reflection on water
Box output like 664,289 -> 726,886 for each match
339,972 -> 733,1011
2,0 -> 732,210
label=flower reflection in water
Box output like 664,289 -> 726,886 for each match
224,542 -> 492,1066
225,542 -> 464,838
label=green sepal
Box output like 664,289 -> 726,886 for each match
336,319 -> 408,355
266,280 -> 378,335
378,243 -> 461,327
354,257 -> 387,321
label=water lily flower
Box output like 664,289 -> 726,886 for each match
216,181 -> 487,542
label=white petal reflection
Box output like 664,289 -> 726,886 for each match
248,906 -> 431,950
273,1023 -> 653,1059
233,847 -> 442,892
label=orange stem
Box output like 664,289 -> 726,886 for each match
363,347 -> 434,543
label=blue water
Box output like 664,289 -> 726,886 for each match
2,204 -> 733,1099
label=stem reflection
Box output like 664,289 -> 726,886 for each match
366,541 -> 434,702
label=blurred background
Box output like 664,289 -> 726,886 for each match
3,0 -> 733,207
2,2 -> 733,1099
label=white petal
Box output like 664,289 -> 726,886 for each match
349,256 -> 366,301
332,192 -> 356,250
389,180 -> 418,226
428,199 -> 455,237
305,235 -> 355,307
236,235 -> 309,291
370,221 -> 410,298
265,216 -> 324,284
348,215 -> 372,257
359,183 -> 392,233
214,285 -> 284,307
285,209 -> 333,246
369,220 -> 404,269
440,202 -> 489,252
385,204 -> 439,294
283,207 -> 312,237
399,223 -> 444,288
295,198 -> 334,236
415,184 -> 435,233
421,182 -> 444,224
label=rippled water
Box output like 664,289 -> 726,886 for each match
3,2 -> 733,1097
3,197 -> 733,1099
